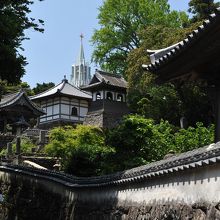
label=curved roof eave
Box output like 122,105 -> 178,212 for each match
30,79 -> 92,101
0,90 -> 45,115
143,8 -> 220,73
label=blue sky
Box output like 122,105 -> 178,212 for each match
22,0 -> 190,88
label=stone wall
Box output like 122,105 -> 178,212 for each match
0,172 -> 74,220
0,163 -> 220,219
84,111 -> 126,128
73,203 -> 220,219
83,111 -> 103,127
1,143 -> 220,219
0,170 -> 220,220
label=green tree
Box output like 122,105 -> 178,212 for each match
174,122 -> 214,152
32,82 -> 55,95
0,0 -> 44,84
175,82 -> 212,127
188,0 -> 220,22
106,115 -> 214,172
126,23 -> 211,126
44,117 -> 214,175
45,125 -> 114,177
137,83 -> 182,125
106,115 -> 176,171
0,81 -> 33,97
92,0 -> 188,75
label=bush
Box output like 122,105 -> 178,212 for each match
106,115 -> 214,172
45,125 -> 114,176
45,117 -> 214,176
174,122 -> 214,152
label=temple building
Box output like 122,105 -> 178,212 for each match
82,70 -> 129,128
0,90 -> 44,135
30,77 -> 92,129
0,70 -> 129,134
70,34 -> 91,88
143,8 -> 220,141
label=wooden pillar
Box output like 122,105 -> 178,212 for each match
215,86 -> 220,143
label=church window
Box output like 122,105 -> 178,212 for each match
71,107 -> 78,116
117,94 -> 123,102
106,92 -> 113,100
96,92 -> 101,100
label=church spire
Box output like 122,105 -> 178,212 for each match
70,34 -> 91,88
78,34 -> 85,65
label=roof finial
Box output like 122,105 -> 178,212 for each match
62,75 -> 68,83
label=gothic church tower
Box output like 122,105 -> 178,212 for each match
70,34 -> 91,87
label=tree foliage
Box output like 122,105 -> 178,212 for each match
92,0 -> 188,75
106,115 -> 175,171
106,115 -> 214,172
0,80 -> 33,98
0,0 -> 44,84
174,122 -> 214,152
126,22 -> 213,127
45,125 -> 114,177
32,82 -> 55,95
44,117 -> 214,175
137,83 -> 182,125
188,0 -> 220,22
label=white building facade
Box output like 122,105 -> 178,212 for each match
30,78 -> 92,129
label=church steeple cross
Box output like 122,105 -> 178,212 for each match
80,33 -> 84,41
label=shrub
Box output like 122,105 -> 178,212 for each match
45,125 -> 114,176
106,115 -> 214,172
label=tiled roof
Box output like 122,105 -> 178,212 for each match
95,70 -> 127,88
142,8 -> 220,72
0,90 -> 44,115
0,92 -> 18,105
30,79 -> 92,101
2,142 -> 220,188
82,70 -> 128,91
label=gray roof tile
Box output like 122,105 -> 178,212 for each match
83,70 -> 127,90
0,90 -> 45,115
95,70 -> 127,88
2,142 -> 220,188
30,79 -> 92,101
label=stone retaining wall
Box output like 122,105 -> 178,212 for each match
0,163 -> 220,219
1,143 -> 220,219
0,170 -> 220,220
